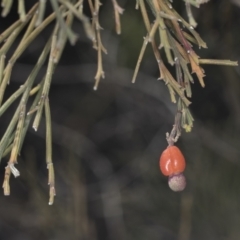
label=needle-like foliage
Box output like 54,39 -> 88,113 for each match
0,0 -> 237,204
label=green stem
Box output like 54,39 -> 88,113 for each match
199,59 -> 238,66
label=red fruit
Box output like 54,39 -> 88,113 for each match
159,146 -> 186,176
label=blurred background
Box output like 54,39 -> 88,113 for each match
1,0 -> 240,239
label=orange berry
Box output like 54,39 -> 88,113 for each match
159,146 -> 186,176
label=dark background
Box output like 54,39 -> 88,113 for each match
1,1 -> 240,239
